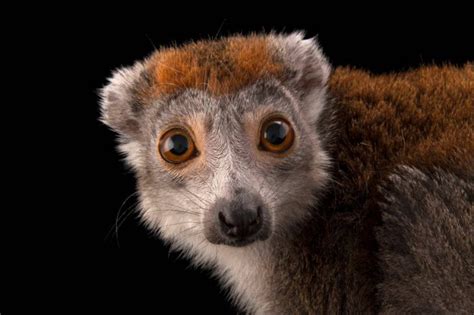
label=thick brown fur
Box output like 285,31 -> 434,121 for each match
330,64 -> 473,174
266,64 -> 473,313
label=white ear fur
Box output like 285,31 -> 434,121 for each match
99,61 -> 146,138
272,32 -> 332,124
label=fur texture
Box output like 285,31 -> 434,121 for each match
377,167 -> 473,314
100,33 -> 474,314
147,35 -> 283,97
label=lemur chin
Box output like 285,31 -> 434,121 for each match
100,32 -> 474,314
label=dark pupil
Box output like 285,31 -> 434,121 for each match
167,134 -> 189,155
264,122 -> 287,145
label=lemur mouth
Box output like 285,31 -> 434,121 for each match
220,234 -> 270,247
206,225 -> 271,247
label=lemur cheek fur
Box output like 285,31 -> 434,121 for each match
100,32 -> 473,314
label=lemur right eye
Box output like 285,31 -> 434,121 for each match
259,116 -> 295,154
159,128 -> 197,164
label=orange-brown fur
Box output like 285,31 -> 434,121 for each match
142,35 -> 284,98
330,64 -> 473,176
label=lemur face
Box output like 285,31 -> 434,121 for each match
101,33 -> 331,253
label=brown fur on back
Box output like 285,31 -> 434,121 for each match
268,64 -> 473,313
330,64 -> 473,175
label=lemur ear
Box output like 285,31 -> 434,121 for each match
99,62 -> 146,139
275,32 -> 332,123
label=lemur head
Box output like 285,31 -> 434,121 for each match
100,33 -> 331,254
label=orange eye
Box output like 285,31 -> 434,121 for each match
259,117 -> 295,153
158,128 -> 197,164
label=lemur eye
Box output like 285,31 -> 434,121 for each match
159,128 -> 197,164
260,117 -> 295,153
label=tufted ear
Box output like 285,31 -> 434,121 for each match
99,61 -> 147,139
274,32 -> 332,124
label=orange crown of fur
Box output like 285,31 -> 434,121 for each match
141,35 -> 284,98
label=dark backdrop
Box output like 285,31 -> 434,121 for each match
6,14 -> 472,315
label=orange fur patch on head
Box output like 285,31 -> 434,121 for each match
144,35 -> 284,97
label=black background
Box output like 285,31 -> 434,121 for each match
4,13 -> 473,314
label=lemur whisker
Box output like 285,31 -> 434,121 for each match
151,205 -> 201,215
104,192 -> 139,244
179,186 -> 212,207
156,199 -> 205,211
114,202 -> 140,243
160,220 -> 211,229
151,208 -> 200,216
115,192 -> 138,231
144,33 -> 157,50
175,225 -> 200,236
185,230 -> 207,240
155,197 -> 208,212
180,228 -> 208,241
168,188 -> 209,211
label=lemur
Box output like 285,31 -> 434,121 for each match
100,33 -> 474,314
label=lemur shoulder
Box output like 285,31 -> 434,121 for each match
100,33 -> 474,314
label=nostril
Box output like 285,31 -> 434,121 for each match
218,211 -> 234,228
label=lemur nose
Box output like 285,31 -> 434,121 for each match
218,206 -> 263,239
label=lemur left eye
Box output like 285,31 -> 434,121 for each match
158,128 -> 197,164
260,117 -> 295,154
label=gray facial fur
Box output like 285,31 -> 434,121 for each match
127,79 -> 329,247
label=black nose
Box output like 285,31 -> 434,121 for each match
218,206 -> 263,240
